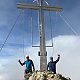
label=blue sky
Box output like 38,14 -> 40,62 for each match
0,0 -> 80,80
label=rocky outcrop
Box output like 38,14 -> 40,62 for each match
24,71 -> 71,80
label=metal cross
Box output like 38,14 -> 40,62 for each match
17,0 -> 63,71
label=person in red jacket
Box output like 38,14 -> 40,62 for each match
47,54 -> 60,74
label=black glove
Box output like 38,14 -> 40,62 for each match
58,54 -> 60,57
18,60 -> 21,63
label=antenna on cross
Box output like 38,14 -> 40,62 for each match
33,0 -> 49,5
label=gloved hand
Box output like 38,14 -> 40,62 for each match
18,59 -> 21,63
33,69 -> 35,72
58,54 -> 60,57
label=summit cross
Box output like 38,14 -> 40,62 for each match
17,0 -> 63,71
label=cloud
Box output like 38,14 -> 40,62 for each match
0,35 -> 80,80
0,58 -> 24,80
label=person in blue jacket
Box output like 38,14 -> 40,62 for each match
47,54 -> 60,74
18,55 -> 35,74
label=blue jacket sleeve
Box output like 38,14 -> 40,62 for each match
31,60 -> 35,70
19,60 -> 25,66
54,56 -> 60,63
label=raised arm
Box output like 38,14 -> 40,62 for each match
54,54 -> 60,63
18,60 -> 25,66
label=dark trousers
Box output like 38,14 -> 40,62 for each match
25,69 -> 32,74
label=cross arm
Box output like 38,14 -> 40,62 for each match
17,3 -> 63,12
17,3 -> 39,10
